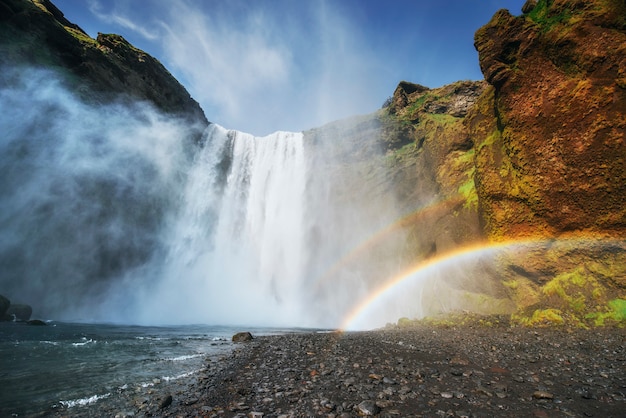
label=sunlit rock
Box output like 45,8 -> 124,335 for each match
232,332 -> 254,342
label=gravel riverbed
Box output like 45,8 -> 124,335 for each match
57,323 -> 625,417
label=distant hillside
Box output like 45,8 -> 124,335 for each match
0,0 -> 208,133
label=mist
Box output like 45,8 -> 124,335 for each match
0,67 -> 192,322
0,66 -> 414,328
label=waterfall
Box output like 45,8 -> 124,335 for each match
141,125 -> 314,326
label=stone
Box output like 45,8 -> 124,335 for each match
355,400 -> 380,416
532,391 -> 554,400
158,394 -> 172,409
232,332 -> 254,342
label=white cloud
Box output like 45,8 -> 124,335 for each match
157,1 -> 385,135
87,0 -> 159,40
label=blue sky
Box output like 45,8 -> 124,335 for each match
52,0 -> 526,135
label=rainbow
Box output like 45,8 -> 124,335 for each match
311,196 -> 464,293
339,236 -> 625,331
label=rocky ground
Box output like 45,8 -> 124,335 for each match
54,321 -> 625,418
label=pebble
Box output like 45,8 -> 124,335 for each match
51,324 -> 626,417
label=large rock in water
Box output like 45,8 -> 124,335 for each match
232,332 -> 254,342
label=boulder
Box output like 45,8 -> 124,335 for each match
26,319 -> 47,326
6,304 -> 32,321
232,332 -> 254,342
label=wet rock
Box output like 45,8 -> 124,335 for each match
158,394 -> 172,409
232,332 -> 254,342
72,325 -> 626,418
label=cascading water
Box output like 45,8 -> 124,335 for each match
143,125 -> 313,326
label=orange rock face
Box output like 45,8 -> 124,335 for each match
469,0 -> 626,239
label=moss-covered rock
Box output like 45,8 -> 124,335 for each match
459,0 -> 626,326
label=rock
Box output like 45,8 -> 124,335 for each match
468,0 -> 626,326
472,1 -> 626,238
0,294 -> 9,318
0,0 -> 208,130
521,0 -> 537,14
159,394 -> 172,409
26,319 -> 47,326
7,304 -> 32,321
232,332 -> 254,342
532,391 -> 554,400
355,400 -> 380,416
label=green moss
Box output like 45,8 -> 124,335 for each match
542,268 -> 604,313
458,176 -> 478,210
527,0 -> 572,32
608,299 -> 626,319
65,26 -> 96,46
586,299 -> 626,327
512,265 -> 625,328
513,308 -> 565,326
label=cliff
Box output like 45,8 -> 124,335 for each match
470,0 -> 625,240
373,0 -> 626,326
0,0 -> 208,130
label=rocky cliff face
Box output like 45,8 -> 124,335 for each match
470,0 -> 625,240
0,0 -> 208,131
464,0 -> 626,326
372,0 -> 626,326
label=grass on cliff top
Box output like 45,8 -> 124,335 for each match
526,0 -> 573,32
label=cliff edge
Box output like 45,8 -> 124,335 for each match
0,0 -> 208,129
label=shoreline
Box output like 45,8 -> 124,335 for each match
54,324 -> 625,417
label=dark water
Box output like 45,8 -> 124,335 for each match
0,321 -> 297,416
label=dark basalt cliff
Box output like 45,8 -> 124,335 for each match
0,0 -> 208,130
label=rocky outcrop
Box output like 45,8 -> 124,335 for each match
464,0 -> 626,326
470,0 -> 626,240
382,80 -> 487,256
373,1 -> 626,326
306,80 -> 515,317
0,0 -> 208,131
